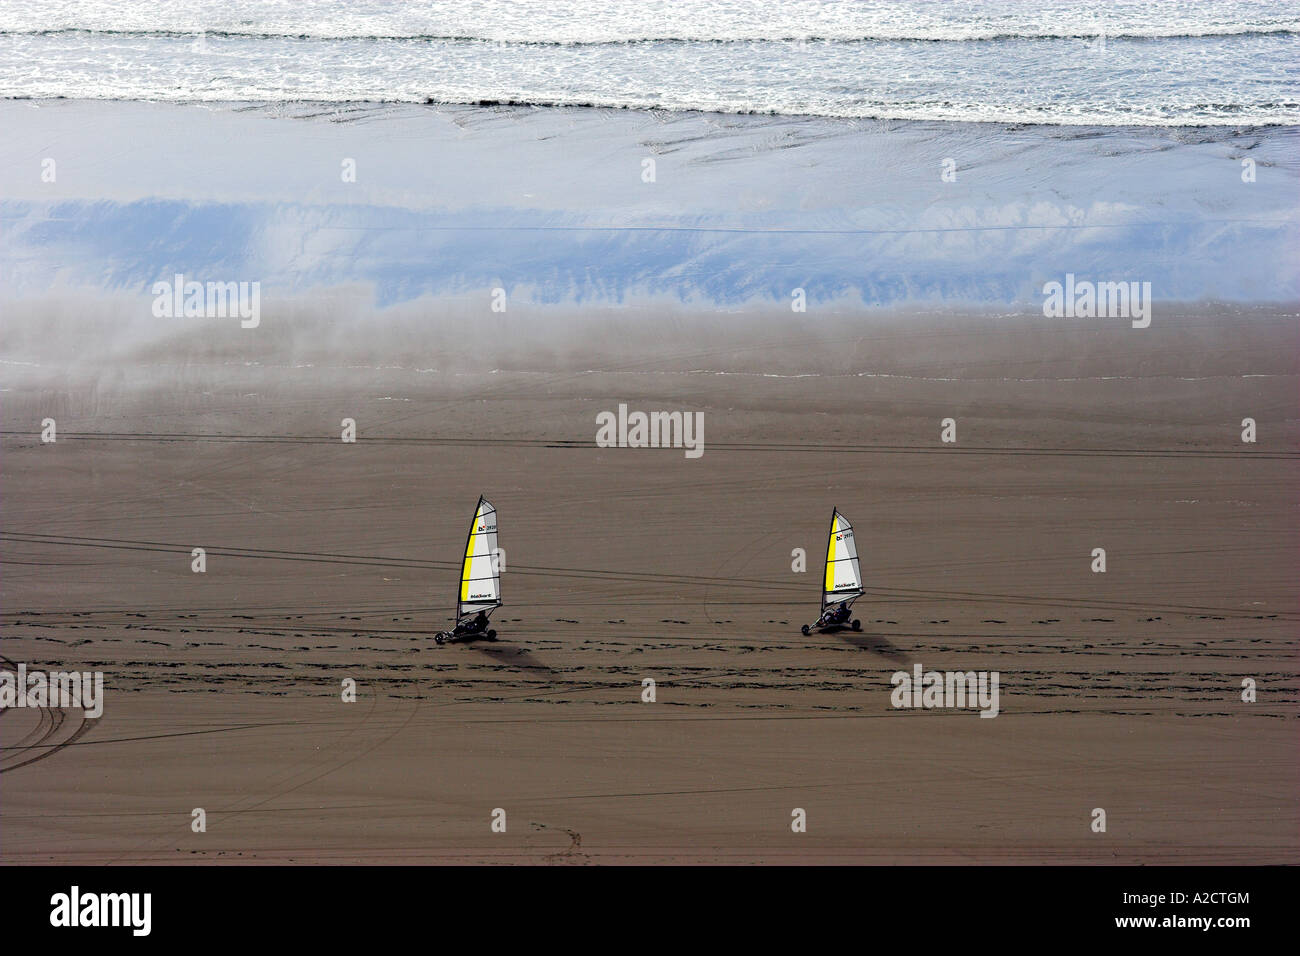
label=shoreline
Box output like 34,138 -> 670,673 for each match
3,100 -> 1297,312
7,96 -> 1300,129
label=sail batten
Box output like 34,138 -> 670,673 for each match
821,508 -> 863,609
456,496 -> 501,619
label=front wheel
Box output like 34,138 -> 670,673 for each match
852,619 -> 862,632
800,625 -> 810,636
486,629 -> 497,641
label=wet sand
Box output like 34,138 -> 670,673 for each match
2,312 -> 1296,864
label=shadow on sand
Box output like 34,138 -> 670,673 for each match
465,640 -> 555,675
833,629 -> 911,666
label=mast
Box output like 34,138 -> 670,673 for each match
821,507 -> 837,611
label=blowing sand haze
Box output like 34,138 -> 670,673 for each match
1,0 -> 1297,935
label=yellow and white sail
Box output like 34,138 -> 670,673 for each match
457,496 -> 501,619
822,508 -> 863,609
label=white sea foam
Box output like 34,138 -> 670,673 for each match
3,0 -> 1297,44
0,0 -> 1296,125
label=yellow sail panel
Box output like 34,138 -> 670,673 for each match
457,497 -> 500,617
824,513 -> 840,593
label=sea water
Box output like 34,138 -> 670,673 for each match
1,0 -> 1296,126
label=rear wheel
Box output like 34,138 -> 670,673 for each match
800,625 -> 810,636
852,619 -> 861,631
486,629 -> 498,641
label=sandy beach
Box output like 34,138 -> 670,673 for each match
2,297 -> 1296,864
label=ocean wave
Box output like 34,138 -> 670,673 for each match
2,1 -> 1297,127
3,25 -> 1299,43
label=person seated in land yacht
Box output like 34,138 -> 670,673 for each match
452,610 -> 491,638
816,602 -> 852,630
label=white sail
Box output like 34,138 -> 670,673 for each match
457,496 -> 501,618
822,508 -> 863,608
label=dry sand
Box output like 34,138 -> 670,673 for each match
1,311 -> 1296,864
